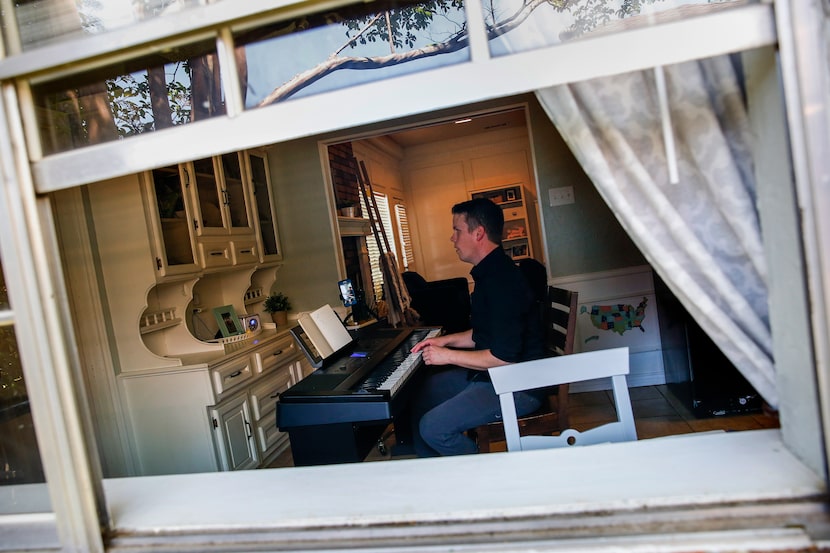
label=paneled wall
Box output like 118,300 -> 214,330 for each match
400,123 -> 540,282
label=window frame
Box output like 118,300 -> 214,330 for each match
0,0 -> 827,550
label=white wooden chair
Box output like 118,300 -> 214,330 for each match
488,347 -> 637,452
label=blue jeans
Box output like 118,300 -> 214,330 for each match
410,367 -> 544,457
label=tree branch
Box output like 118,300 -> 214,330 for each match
257,0 -> 551,106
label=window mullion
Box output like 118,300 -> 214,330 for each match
0,84 -> 106,551
217,28 -> 244,118
463,0 -> 491,63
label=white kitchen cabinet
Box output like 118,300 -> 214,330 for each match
249,364 -> 293,463
143,164 -> 200,278
87,150 -> 291,476
210,350 -> 255,398
140,150 -> 274,280
209,392 -> 259,471
119,330 -> 300,475
189,154 -> 255,237
187,154 -> 257,270
247,150 -> 283,262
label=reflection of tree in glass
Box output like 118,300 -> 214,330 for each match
95,0 -> 664,136
0,268 -> 24,403
107,63 -> 192,136
253,0 -> 666,105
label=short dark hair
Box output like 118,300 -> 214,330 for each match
452,198 -> 504,245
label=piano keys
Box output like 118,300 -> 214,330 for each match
277,326 -> 440,465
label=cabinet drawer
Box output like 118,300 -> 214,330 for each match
249,368 -> 292,422
254,409 -> 286,455
211,354 -> 254,396
255,335 -> 298,374
503,206 -> 527,221
198,240 -> 233,269
232,240 -> 259,265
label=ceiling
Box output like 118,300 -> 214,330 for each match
383,109 -> 527,148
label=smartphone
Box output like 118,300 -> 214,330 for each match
338,278 -> 358,307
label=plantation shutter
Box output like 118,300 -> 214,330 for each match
394,202 -> 414,270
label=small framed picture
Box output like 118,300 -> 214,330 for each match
506,189 -> 517,201
213,304 -> 243,337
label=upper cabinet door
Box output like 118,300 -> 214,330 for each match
190,157 -> 225,235
247,151 -> 282,261
144,165 -> 201,277
220,152 -> 253,234
189,155 -> 255,237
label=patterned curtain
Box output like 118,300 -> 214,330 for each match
535,55 -> 777,406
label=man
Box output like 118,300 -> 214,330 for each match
408,197 -> 546,456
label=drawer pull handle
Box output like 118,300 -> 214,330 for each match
272,349 -> 283,356
240,249 -> 253,254
210,251 -> 224,256
270,393 -> 279,399
229,370 -> 242,378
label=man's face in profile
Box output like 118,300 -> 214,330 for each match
451,213 -> 477,265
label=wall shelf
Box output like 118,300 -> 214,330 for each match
139,308 -> 181,334
337,216 -> 372,237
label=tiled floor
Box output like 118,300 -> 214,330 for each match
268,384 -> 779,467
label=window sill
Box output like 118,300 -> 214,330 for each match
98,429 -> 827,549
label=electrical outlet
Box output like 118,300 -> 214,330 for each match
549,186 -> 575,207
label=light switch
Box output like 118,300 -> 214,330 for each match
549,186 -> 575,206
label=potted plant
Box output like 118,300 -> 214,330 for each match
337,201 -> 357,218
263,292 -> 291,326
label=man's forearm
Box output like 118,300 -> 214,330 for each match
437,328 -> 475,349
446,348 -> 509,371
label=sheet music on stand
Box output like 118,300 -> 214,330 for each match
296,304 -> 352,359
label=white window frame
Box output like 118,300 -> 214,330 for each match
0,0 -> 827,551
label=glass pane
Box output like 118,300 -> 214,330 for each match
192,157 -> 224,230
0,266 -> 47,496
32,40 -> 221,155
249,154 -> 279,257
237,0 -> 468,109
220,153 -> 249,228
486,0 -> 749,56
152,165 -> 195,267
5,0 -> 216,52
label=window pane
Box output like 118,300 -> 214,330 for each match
486,0 -> 749,56
221,153 -> 249,228
152,165 -> 196,267
249,153 -> 279,257
236,0 -> 469,109
0,266 -> 47,502
31,39 -> 221,155
5,0 -> 216,52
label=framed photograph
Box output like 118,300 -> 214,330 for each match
212,304 -> 243,337
512,244 -> 528,258
506,189 -> 517,201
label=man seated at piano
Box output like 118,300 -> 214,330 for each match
407,198 -> 547,457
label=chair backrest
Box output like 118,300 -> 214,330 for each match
488,347 -> 637,452
515,259 -> 547,303
546,286 -> 578,357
